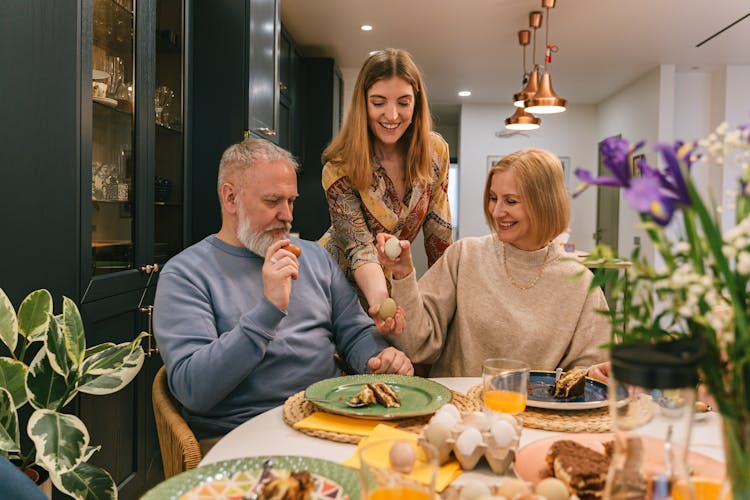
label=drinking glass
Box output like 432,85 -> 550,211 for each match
482,358 -> 529,414
359,439 -> 438,500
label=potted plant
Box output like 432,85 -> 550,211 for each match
574,121 -> 750,498
0,288 -> 147,499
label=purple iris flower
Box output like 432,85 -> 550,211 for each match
624,171 -> 676,226
573,137 -> 644,197
653,142 -> 692,206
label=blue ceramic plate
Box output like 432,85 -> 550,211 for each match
527,370 -> 627,410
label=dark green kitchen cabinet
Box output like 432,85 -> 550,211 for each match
191,0 -> 288,242
1,0 -> 190,497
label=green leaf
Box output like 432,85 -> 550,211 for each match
18,289 -> 52,342
26,348 -> 70,411
84,343 -> 115,358
28,409 -> 88,474
0,288 -> 19,354
0,388 -> 20,453
45,314 -> 72,378
0,357 -> 28,408
80,332 -> 148,377
53,461 -> 116,500
78,347 -> 145,396
61,297 -> 86,368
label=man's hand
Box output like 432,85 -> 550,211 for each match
368,303 -> 406,335
367,346 -> 414,375
262,239 -> 299,311
375,234 -> 414,280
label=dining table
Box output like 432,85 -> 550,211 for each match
200,377 -> 726,490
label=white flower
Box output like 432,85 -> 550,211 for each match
738,251 -> 750,275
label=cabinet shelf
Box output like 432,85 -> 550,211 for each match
93,0 -> 133,55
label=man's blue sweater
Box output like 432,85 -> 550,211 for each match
153,235 -> 387,439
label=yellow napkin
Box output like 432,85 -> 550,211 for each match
292,412 -> 397,436
342,424 -> 462,492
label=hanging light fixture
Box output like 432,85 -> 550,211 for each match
505,107 -> 541,130
514,11 -> 542,108
525,0 -> 567,114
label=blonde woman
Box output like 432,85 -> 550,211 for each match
319,49 -> 453,330
377,149 -> 610,376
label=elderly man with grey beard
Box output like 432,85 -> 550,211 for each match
154,138 -> 413,451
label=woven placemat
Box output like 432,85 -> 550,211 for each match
283,389 -> 480,444
467,384 -> 613,433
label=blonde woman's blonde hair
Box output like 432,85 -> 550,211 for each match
483,148 -> 570,248
322,48 -> 434,191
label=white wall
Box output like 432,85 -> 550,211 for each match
457,103 -> 598,249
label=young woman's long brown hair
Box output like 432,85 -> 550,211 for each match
322,48 -> 434,191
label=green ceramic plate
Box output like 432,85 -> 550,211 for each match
305,374 -> 452,419
141,455 -> 360,500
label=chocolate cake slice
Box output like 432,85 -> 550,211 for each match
546,439 -> 610,499
552,368 -> 588,399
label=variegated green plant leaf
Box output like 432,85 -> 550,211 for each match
0,357 -> 28,408
0,288 -> 19,354
85,343 -> 116,358
52,460 -> 116,500
18,289 -> 53,342
45,313 -> 74,379
0,388 -> 20,453
82,444 -> 101,462
78,347 -> 144,396
28,408 -> 88,474
80,332 -> 148,377
61,297 -> 86,368
27,348 -> 70,411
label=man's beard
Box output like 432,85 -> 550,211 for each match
236,204 -> 291,257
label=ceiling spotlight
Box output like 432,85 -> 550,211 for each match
360,25 -> 373,31
458,90 -> 472,97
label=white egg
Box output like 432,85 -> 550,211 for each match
535,477 -> 570,500
438,403 -> 461,421
384,237 -> 402,258
424,421 -> 452,447
388,441 -> 416,474
490,420 -> 517,448
431,409 -> 459,428
455,427 -> 483,456
463,411 -> 491,431
459,481 -> 492,500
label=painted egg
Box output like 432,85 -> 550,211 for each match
378,298 -> 397,319
458,481 -> 492,500
388,441 -> 416,474
285,243 -> 302,257
496,478 -> 532,499
535,477 -> 570,500
384,237 -> 402,258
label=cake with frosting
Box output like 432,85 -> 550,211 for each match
546,439 -> 609,499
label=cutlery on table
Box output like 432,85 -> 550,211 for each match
555,367 -> 563,382
244,458 -> 273,500
304,397 -> 368,408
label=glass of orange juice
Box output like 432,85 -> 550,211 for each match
482,358 -> 529,415
358,439 -> 438,500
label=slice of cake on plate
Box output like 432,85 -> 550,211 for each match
552,368 -> 588,399
546,439 -> 610,499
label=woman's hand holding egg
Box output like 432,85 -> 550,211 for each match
375,233 -> 414,280
369,298 -> 405,335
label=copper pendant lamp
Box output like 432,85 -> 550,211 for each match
505,107 -> 541,131
513,11 -> 542,108
524,0 -> 566,114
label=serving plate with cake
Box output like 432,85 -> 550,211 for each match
527,369 -> 628,410
304,374 -> 452,420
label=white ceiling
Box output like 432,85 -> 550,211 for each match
280,0 -> 750,123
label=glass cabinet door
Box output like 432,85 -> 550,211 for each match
91,0 -> 135,275
154,0 -> 184,264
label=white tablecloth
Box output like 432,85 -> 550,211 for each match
200,377 -> 725,486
